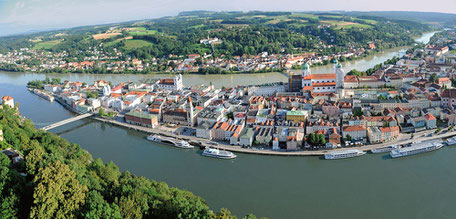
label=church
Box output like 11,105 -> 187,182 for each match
301,60 -> 345,97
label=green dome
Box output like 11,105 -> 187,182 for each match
337,63 -> 342,68
302,62 -> 309,70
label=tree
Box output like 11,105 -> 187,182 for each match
435,128 -> 442,134
213,208 -> 236,219
82,191 -> 122,219
353,108 -> 363,117
429,73 -> 438,83
347,69 -> 361,77
99,108 -> 105,117
30,161 -> 88,219
318,134 -> 326,145
344,135 -> 352,142
25,144 -> 45,176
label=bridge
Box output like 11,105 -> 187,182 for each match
41,113 -> 93,131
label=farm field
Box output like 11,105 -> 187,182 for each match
92,32 -> 121,39
32,40 -> 61,50
124,39 -> 153,49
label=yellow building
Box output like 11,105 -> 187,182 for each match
286,110 -> 308,123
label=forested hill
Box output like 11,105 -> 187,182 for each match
0,11 -> 433,59
0,104 -> 257,219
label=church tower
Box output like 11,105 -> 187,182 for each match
186,96 -> 194,127
302,62 -> 311,77
334,60 -> 345,98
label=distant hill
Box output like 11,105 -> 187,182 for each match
342,11 -> 456,25
0,11 -> 436,61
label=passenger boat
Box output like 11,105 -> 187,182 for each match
147,135 -> 194,149
446,137 -> 456,146
370,145 -> 399,154
324,149 -> 366,160
202,147 -> 236,159
390,140 -> 443,158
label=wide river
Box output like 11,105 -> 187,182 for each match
2,32 -> 452,219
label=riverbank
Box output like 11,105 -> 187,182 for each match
91,115 -> 456,157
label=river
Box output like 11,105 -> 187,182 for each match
2,32 -> 452,219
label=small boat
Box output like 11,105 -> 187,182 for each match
147,135 -> 162,142
446,137 -> 456,146
324,149 -> 366,160
176,140 -> 194,149
202,147 -> 236,159
371,145 -> 399,154
147,135 -> 194,149
390,140 -> 443,158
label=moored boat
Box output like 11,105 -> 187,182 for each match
202,147 -> 236,159
446,137 -> 456,146
371,145 -> 399,154
147,135 -> 193,149
324,149 -> 366,160
390,140 -> 443,158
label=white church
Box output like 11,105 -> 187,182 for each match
301,60 -> 345,97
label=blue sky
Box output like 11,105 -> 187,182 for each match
1,0 -> 456,36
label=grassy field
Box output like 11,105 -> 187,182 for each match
33,40 -> 61,50
29,38 -> 42,43
290,13 -> 319,19
321,20 -> 372,29
127,27 -> 158,36
265,16 -> 293,24
359,18 -> 378,25
103,36 -> 133,47
124,39 -> 153,50
92,32 -> 121,40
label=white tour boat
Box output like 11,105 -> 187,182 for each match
390,140 -> 443,158
202,147 -> 237,159
147,135 -> 194,149
370,145 -> 399,154
324,149 -> 366,160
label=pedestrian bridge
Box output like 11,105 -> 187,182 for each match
41,113 -> 93,131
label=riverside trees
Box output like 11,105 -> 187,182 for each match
0,105 -> 251,218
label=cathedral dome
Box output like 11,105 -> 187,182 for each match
302,62 -> 309,70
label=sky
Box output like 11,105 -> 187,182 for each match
0,0 -> 456,36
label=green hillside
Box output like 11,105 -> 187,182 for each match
0,11 -> 436,59
0,104 -> 255,218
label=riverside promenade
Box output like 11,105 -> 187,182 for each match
92,116 -> 456,156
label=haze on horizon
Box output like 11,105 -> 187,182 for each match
0,0 -> 455,36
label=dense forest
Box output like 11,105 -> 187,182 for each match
0,105 -> 260,218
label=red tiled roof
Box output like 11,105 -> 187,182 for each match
312,82 -> 336,87
303,74 -> 336,80
2,96 -> 13,101
343,125 -> 366,132
344,75 -> 358,83
424,114 -> 436,120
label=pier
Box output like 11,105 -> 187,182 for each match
41,113 -> 93,131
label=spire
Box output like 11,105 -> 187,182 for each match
302,62 -> 311,77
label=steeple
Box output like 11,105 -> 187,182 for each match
302,62 -> 311,77
335,61 -> 345,98
335,62 -> 344,89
